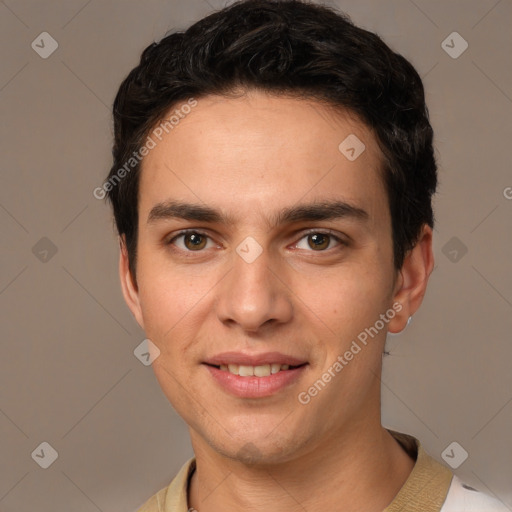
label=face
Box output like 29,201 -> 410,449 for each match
120,90 -> 423,464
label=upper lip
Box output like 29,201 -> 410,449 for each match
204,351 -> 308,367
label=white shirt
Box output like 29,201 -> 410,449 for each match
441,475 -> 510,511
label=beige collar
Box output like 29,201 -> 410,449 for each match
138,430 -> 453,511
383,430 -> 453,512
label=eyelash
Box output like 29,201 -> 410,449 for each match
166,229 -> 347,253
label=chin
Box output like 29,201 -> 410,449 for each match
203,425 -> 309,467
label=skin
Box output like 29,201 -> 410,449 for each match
120,90 -> 434,511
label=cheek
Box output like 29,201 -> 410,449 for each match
136,260 -> 209,344
293,258 -> 393,334
136,267 -> 210,410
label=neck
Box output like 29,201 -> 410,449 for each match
188,421 -> 415,512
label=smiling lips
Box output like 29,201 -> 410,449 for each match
219,363 -> 293,377
203,351 -> 308,397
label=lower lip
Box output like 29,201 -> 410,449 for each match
204,364 -> 307,398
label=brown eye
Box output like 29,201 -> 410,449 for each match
307,233 -> 330,250
184,232 -> 207,250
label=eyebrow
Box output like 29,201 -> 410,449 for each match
147,199 -> 369,228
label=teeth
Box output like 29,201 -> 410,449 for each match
239,365 -> 254,377
254,364 -> 271,377
219,363 -> 294,377
271,363 -> 281,374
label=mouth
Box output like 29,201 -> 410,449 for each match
202,352 -> 309,398
205,362 -> 306,377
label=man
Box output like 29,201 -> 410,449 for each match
105,1 -> 508,510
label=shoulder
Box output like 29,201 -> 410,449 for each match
136,486 -> 168,512
441,475 -> 509,511
135,458 -> 196,512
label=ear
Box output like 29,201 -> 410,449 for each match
119,236 -> 145,329
388,224 -> 434,334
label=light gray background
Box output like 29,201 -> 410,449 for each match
1,0 -> 511,510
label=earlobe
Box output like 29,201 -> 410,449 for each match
388,225 -> 434,334
119,236 -> 145,329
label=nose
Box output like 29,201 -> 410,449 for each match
215,248 -> 293,333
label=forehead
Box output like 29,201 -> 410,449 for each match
138,91 -> 388,226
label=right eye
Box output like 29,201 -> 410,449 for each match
168,230 -> 215,251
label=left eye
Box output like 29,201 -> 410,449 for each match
295,232 -> 341,251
